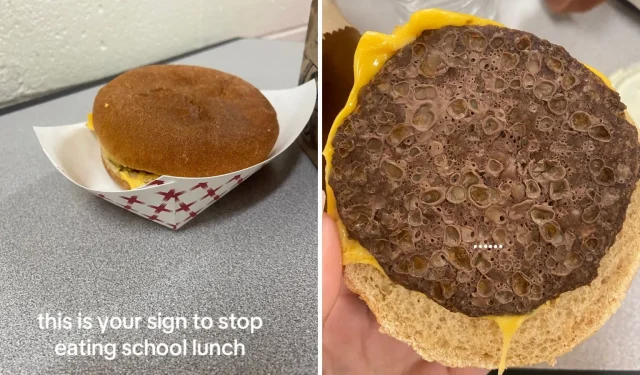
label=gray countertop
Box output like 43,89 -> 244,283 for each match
0,39 -> 317,374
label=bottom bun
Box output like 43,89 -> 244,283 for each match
344,180 -> 640,369
101,151 -> 131,190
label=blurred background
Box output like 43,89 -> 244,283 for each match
0,0 -> 312,109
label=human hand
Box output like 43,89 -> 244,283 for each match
322,213 -> 488,375
545,0 -> 607,13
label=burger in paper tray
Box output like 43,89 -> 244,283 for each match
35,65 -> 316,230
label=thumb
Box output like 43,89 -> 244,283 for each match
322,213 -> 342,325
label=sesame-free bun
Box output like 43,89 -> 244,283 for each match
92,65 -> 279,177
343,115 -> 640,369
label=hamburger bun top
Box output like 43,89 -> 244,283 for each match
93,65 -> 279,177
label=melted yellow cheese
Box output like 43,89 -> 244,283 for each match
117,170 -> 155,189
323,8 -> 613,373
487,301 -> 549,374
87,113 -> 95,131
488,313 -> 533,375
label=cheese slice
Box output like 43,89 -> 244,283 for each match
86,113 -> 95,131
489,313 -> 534,375
322,8 -> 613,373
116,168 -> 157,189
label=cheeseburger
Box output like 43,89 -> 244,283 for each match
324,10 -> 640,373
88,65 -> 279,190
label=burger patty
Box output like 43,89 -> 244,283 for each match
329,25 -> 640,316
101,150 -> 159,189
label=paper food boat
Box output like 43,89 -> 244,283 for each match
34,81 -> 317,230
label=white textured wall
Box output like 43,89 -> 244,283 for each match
0,0 -> 311,107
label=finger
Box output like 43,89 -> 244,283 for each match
447,367 -> 489,375
322,213 -> 343,325
404,359 -> 488,375
545,0 -> 605,13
